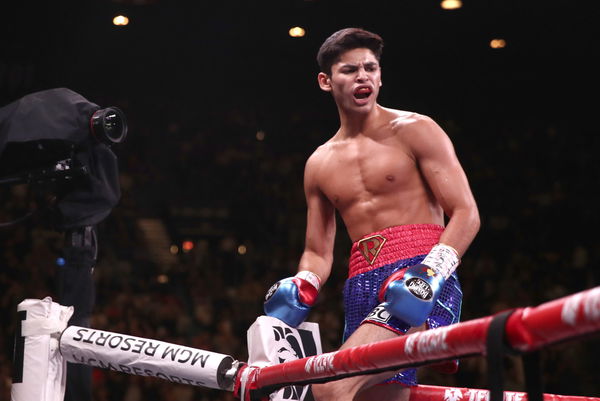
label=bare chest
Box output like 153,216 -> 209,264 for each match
317,138 -> 417,207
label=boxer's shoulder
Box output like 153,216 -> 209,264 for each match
386,111 -> 453,158
304,138 -> 343,173
386,109 -> 438,136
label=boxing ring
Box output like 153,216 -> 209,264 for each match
11,286 -> 600,401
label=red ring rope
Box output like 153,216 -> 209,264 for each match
237,286 -> 600,399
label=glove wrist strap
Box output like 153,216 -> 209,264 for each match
422,243 -> 460,280
295,271 -> 321,291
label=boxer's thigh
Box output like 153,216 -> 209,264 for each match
355,382 -> 410,401
312,322 -> 424,401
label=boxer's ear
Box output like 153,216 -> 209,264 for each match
318,72 -> 332,92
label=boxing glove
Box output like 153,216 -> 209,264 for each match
264,271 -> 321,327
378,244 -> 459,327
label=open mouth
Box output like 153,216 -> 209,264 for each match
353,87 -> 372,100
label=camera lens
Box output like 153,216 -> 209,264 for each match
90,107 -> 128,145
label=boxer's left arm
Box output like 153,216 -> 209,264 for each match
378,116 -> 479,326
264,152 -> 336,327
408,115 -> 480,256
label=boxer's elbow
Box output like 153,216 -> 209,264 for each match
468,207 -> 481,235
461,206 -> 481,242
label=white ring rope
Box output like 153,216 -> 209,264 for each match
10,286 -> 600,401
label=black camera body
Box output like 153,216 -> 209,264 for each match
0,88 -> 127,229
0,88 -> 129,401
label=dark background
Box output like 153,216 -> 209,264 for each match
1,1 -> 599,400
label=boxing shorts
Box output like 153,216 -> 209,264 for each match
342,224 -> 462,386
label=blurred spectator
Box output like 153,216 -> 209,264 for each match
1,93 -> 599,400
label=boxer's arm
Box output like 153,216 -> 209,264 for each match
297,153 -> 336,284
263,153 -> 335,326
376,117 -> 477,326
407,115 -> 480,256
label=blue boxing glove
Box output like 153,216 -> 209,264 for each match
264,271 -> 321,327
378,244 -> 460,327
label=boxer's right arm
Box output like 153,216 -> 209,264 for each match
264,153 -> 336,327
297,152 -> 336,283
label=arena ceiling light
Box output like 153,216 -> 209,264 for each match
289,26 -> 306,38
490,38 -> 507,49
441,0 -> 462,10
113,15 -> 129,26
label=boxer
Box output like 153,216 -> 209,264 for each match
264,27 -> 479,401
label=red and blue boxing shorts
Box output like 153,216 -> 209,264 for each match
343,224 -> 462,386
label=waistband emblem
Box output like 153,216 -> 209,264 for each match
357,234 -> 387,265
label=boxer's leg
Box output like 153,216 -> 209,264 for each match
355,381 -> 410,401
312,323 -> 424,401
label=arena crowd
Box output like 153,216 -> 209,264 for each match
1,88 -> 599,400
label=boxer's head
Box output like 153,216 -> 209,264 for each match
316,28 -> 384,113
316,28 -> 383,76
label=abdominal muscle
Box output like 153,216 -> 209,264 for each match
337,188 -> 444,242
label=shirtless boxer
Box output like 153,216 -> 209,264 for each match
263,28 -> 480,401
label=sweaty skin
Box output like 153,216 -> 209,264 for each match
298,49 -> 479,285
308,109 -> 454,241
296,48 -> 480,401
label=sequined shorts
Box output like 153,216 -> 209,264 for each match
343,224 -> 463,386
